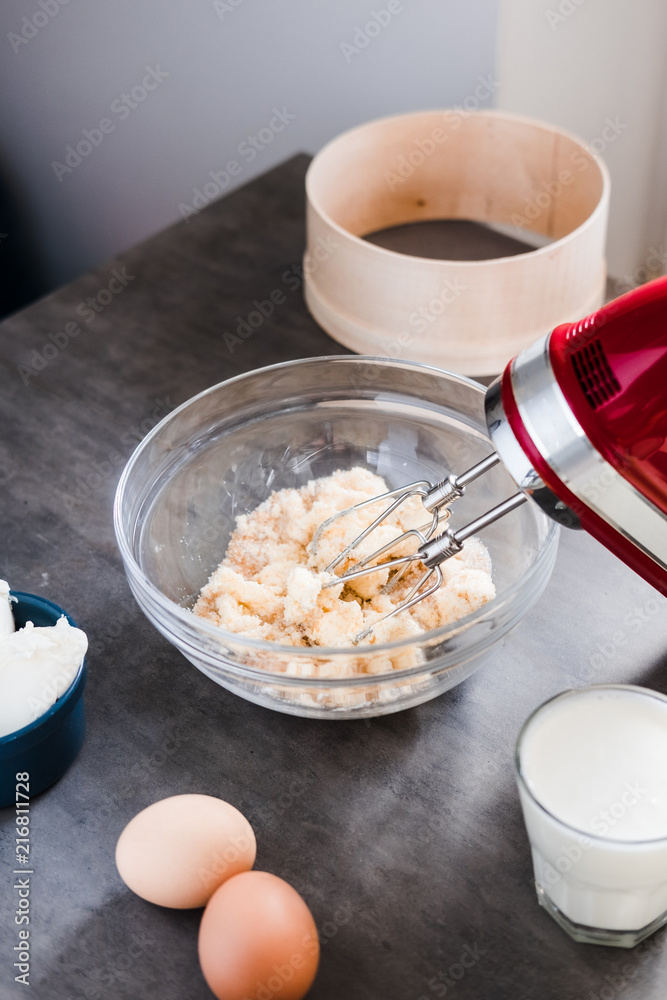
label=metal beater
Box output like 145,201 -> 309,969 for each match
313,276 -> 667,642
312,454 -> 526,641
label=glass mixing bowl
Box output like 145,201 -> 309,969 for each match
114,357 -> 558,719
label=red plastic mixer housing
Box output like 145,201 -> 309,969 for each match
497,275 -> 667,598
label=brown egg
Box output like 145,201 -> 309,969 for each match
115,794 -> 256,908
198,871 -> 320,1000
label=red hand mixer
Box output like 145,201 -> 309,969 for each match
316,276 -> 667,640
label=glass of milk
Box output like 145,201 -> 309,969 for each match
515,685 -> 667,947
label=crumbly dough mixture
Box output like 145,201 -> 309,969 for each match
193,468 -> 495,657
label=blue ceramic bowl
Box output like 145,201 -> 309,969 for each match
0,593 -> 87,808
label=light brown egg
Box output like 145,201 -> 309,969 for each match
115,794 -> 256,908
198,871 -> 320,1000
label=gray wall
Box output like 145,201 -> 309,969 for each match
0,0 -> 500,288
497,0 -> 667,279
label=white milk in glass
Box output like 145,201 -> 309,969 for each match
516,685 -> 667,946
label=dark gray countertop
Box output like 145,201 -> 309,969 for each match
1,154 -> 666,1000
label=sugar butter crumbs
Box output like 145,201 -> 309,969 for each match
193,468 -> 495,655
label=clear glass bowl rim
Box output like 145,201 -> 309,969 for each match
113,355 -> 559,663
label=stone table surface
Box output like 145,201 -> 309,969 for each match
1,154 -> 666,1000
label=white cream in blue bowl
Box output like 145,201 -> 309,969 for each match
0,583 -> 88,806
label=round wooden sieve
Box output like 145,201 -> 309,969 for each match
304,110 -> 610,376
